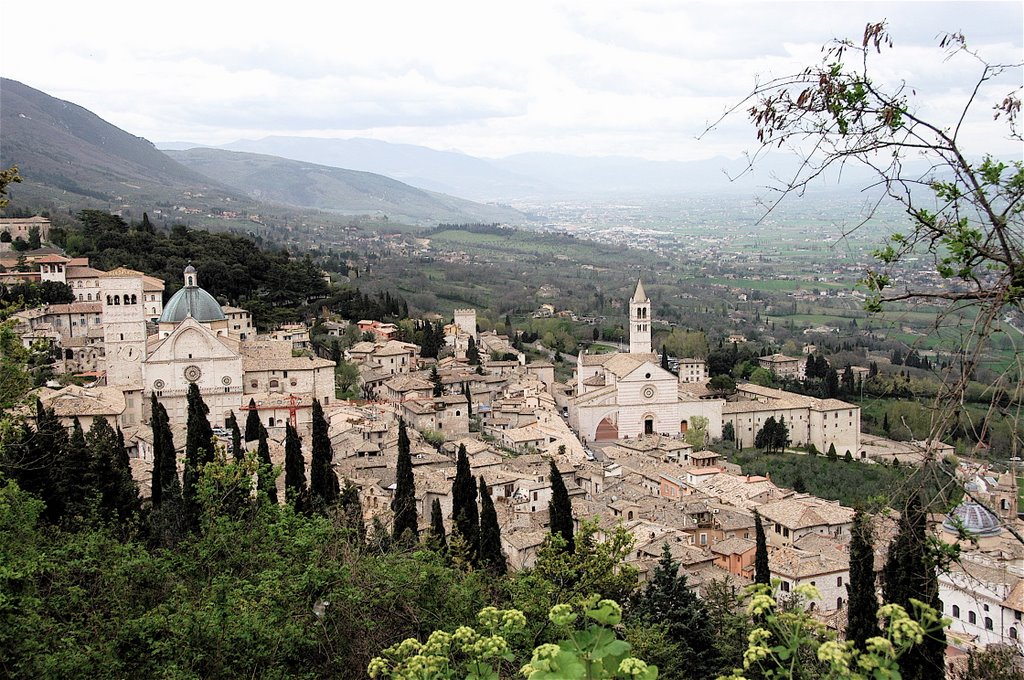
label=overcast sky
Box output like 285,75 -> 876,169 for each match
2,1 -> 1021,161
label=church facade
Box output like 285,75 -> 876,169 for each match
569,280 -> 724,442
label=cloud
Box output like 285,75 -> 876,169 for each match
2,0 -> 1020,160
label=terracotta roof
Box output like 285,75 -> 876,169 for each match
711,536 -> 756,556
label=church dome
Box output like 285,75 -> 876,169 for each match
942,501 -> 1002,537
158,264 -> 226,324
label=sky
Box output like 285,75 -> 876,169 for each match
2,1 -> 1021,161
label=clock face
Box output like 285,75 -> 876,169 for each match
184,365 -> 202,383
642,385 -> 656,400
118,345 -> 141,361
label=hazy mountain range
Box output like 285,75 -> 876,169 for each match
161,135 -> 817,201
0,78 -> 526,225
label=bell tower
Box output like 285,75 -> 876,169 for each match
629,279 -> 652,355
101,267 -> 149,426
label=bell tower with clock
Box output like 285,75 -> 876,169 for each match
100,268 -> 149,424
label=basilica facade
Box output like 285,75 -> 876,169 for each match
569,280 -> 723,442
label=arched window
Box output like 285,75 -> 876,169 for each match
1011,628 -> 1018,640
106,295 -> 112,305
455,410 -> 461,417
627,511 -> 634,521
969,611 -> 977,624
836,597 -> 843,609
985,617 -> 993,631
270,379 -> 279,389
114,295 -> 120,305
87,293 -> 92,301
130,294 -> 137,304
952,605 -> 960,618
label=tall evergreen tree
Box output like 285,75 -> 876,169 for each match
477,477 -> 506,575
451,443 -> 478,562
883,494 -> 945,680
183,383 -> 215,521
256,425 -> 277,504
661,346 -> 670,372
62,417 -> 91,520
754,510 -> 770,585
391,419 -> 418,541
150,396 -> 177,507
548,460 -> 574,552
430,365 -> 443,397
28,399 -> 67,523
846,509 -> 880,649
630,543 -> 720,680
111,426 -> 140,522
284,422 -> 307,509
309,399 -> 339,511
244,398 -> 261,442
86,417 -> 124,521
466,336 -> 480,365
464,383 -> 473,419
427,497 -> 447,555
226,411 -> 243,461
338,480 -> 366,544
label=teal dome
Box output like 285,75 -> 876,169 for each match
159,265 -> 226,323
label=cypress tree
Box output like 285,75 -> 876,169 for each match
430,365 -> 443,397
464,383 -> 473,419
29,399 -> 67,523
339,480 -> 366,544
428,497 -> 447,555
62,416 -> 91,520
226,411 -> 243,461
661,346 -> 670,371
754,510 -> 770,585
183,383 -> 214,520
466,336 -> 480,365
86,417 -> 122,521
150,396 -> 177,507
477,477 -> 506,575
883,493 -> 945,680
244,397 -> 261,442
630,543 -> 720,680
256,425 -> 277,504
548,460 -> 574,551
284,422 -> 307,509
111,426 -> 140,522
451,443 -> 478,562
846,509 -> 880,649
392,418 -> 418,541
827,442 -> 838,460
309,399 -> 339,511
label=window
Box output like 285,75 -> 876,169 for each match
837,597 -> 844,609
780,581 -> 790,592
1010,628 -> 1018,640
270,380 -> 279,389
952,605 -> 959,618
969,612 -> 977,624
283,371 -> 288,378
836,576 -> 843,587
268,418 -> 275,427
700,533 -> 707,545
985,617 -> 993,631
251,381 -> 258,389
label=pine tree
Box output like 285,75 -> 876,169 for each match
846,509 -> 880,649
27,399 -> 67,523
309,399 -> 339,511
451,443 -> 478,562
466,336 -> 480,365
284,422 -> 307,510
428,497 -> 447,555
150,396 -> 177,507
392,418 -> 418,541
548,460 -> 574,552
630,543 -> 720,680
464,384 -> 473,420
883,494 -> 945,680
256,425 -> 277,504
477,477 -> 506,575
244,397 -> 261,442
754,510 -> 770,585
111,426 -> 141,522
183,383 -> 214,522
661,346 -> 670,371
226,411 -> 243,461
827,442 -> 838,460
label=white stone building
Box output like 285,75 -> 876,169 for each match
569,280 -> 724,442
